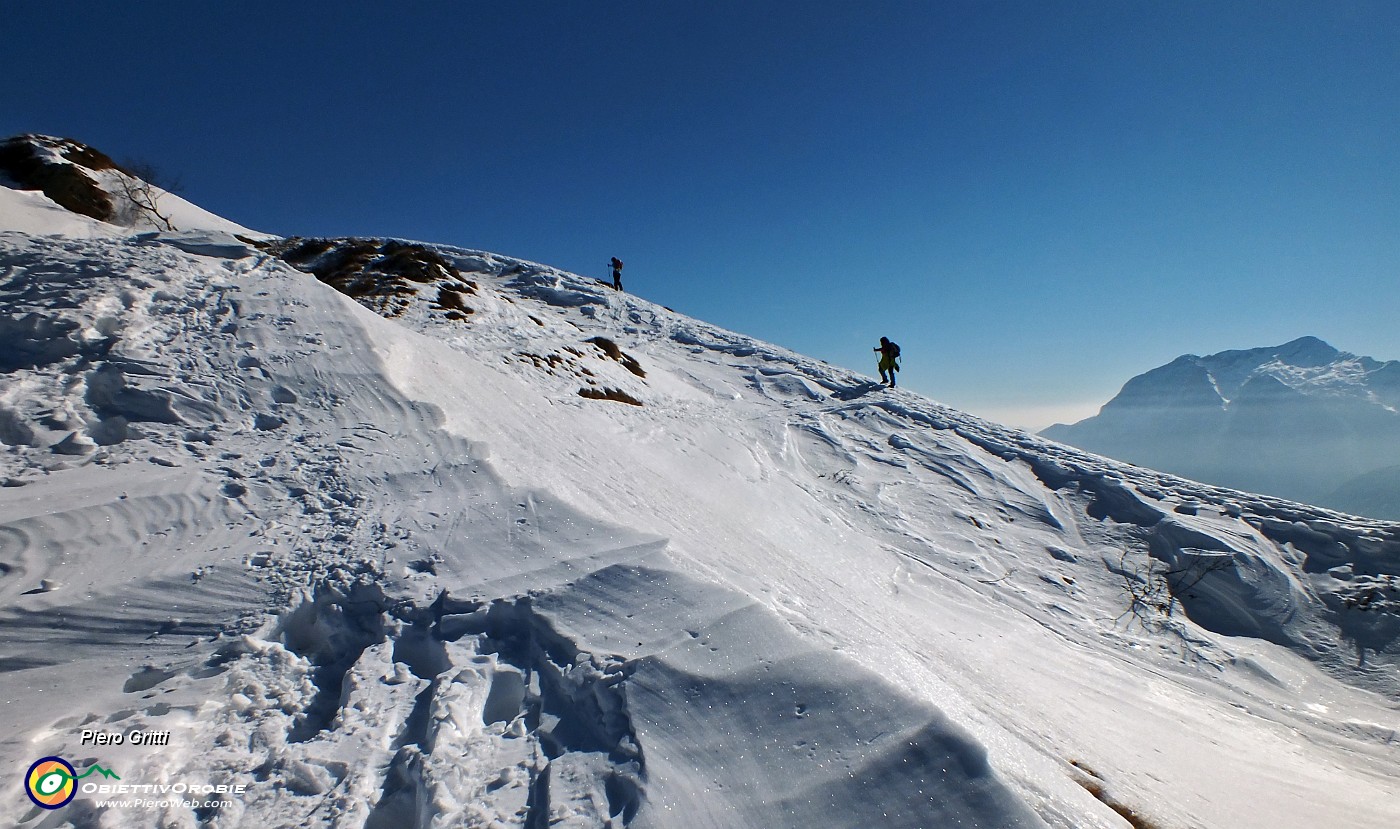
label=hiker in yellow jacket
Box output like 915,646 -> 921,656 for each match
875,337 -> 900,387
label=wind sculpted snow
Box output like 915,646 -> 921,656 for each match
1,177 -> 1399,828
0,232 -> 1046,828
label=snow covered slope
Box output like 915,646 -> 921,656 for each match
1,164 -> 1398,828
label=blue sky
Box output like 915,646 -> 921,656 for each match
5,2 -> 1397,429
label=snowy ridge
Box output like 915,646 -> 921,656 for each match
1,189 -> 1398,827
339,239 -> 1399,678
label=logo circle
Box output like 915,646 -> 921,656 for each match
26,756 -> 76,810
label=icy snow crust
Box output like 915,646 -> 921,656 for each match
0,223 -> 1397,828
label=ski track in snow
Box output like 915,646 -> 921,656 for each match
0,218 -> 1396,829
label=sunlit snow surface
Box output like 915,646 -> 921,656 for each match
1,209 -> 1397,827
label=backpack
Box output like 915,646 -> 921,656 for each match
889,341 -> 901,359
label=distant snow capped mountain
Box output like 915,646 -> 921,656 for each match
1043,337 -> 1400,519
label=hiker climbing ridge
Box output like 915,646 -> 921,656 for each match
875,336 -> 901,387
609,256 -> 624,291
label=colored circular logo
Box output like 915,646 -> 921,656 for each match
26,756 -> 77,810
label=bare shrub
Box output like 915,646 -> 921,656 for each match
114,165 -> 175,231
1115,548 -> 1233,632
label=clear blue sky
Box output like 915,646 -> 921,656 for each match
5,2 -> 1397,429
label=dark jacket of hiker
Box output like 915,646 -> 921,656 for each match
609,257 -> 624,291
